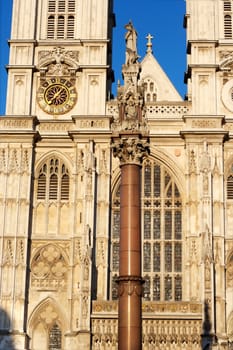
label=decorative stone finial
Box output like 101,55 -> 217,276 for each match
146,33 -> 153,54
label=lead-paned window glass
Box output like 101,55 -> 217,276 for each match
175,243 -> 182,272
153,211 -> 160,239
144,242 -> 151,272
144,275 -> 151,301
175,275 -> 182,301
165,243 -> 172,272
165,211 -> 172,239
112,211 -> 120,238
144,211 -> 151,239
112,242 -> 119,271
153,275 -> 160,300
144,165 -> 151,197
153,243 -> 160,272
165,275 -> 172,301
111,275 -> 118,300
111,159 -> 183,301
49,323 -> 62,350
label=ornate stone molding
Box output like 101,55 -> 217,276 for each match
219,51 -> 233,72
92,300 -> 202,314
112,136 -> 149,166
31,244 -> 68,291
91,318 -> 202,350
0,118 -> 35,130
37,46 -> 79,76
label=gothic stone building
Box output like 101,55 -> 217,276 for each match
0,0 -> 233,349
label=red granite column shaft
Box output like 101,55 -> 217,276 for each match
118,162 -> 142,350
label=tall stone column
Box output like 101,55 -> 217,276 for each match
112,136 -> 149,350
111,22 -> 149,349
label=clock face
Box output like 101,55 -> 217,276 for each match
37,77 -> 77,114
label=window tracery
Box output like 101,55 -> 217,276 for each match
111,159 -> 183,301
31,244 -> 68,290
37,157 -> 70,201
30,302 -> 63,350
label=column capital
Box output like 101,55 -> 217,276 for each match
112,136 -> 149,166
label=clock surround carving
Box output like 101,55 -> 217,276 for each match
36,47 -> 79,114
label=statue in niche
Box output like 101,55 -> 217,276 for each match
123,94 -> 138,130
202,225 -> 212,261
125,21 -> 138,65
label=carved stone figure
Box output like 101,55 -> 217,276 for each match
125,21 -> 138,65
123,95 -> 138,130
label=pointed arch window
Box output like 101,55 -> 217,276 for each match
47,0 -> 76,39
37,158 -> 70,201
144,78 -> 157,102
110,159 -> 183,301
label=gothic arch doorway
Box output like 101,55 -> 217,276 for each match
28,298 -> 65,350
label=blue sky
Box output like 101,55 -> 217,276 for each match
0,0 -> 186,114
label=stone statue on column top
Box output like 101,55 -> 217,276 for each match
125,21 -> 139,65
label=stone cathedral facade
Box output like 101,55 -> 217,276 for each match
0,0 -> 233,349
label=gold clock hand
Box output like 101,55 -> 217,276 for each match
47,89 -> 62,105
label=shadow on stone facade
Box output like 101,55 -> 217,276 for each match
202,300 -> 214,350
0,308 -> 16,350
